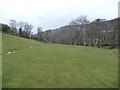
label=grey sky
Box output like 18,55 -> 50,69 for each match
0,0 -> 119,33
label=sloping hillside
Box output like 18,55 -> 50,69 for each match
2,33 -> 118,88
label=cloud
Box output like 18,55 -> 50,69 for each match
0,0 -> 119,33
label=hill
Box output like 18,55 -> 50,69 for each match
2,33 -> 118,88
42,18 -> 119,48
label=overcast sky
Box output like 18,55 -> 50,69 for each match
0,0 -> 119,33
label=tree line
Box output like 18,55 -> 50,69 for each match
40,16 -> 119,49
1,20 -> 33,39
1,16 -> 119,49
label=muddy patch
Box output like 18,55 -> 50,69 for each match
4,49 -> 18,55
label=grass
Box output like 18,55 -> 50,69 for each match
2,33 -> 118,88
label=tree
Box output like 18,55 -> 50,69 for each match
37,26 -> 43,41
90,19 -> 107,48
23,23 -> 33,38
18,21 -> 25,29
19,28 -> 22,37
37,26 -> 42,35
18,22 -> 25,37
69,15 -> 89,45
2,24 -> 10,33
108,19 -> 118,48
9,20 -> 17,34
24,23 -> 33,35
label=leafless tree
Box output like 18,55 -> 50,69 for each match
9,20 -> 17,34
69,15 -> 89,45
37,26 -> 43,41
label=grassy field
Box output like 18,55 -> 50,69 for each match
2,33 -> 118,88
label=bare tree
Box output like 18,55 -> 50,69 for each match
18,22 -> 25,37
69,15 -> 89,45
37,26 -> 43,41
9,20 -> 17,34
9,20 -> 17,29
22,23 -> 33,38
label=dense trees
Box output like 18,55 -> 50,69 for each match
42,16 -> 119,49
1,20 -> 34,39
1,24 -> 10,33
1,17 -> 119,49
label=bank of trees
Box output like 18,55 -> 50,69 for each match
41,16 -> 119,49
1,16 -> 119,49
2,20 -> 33,39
